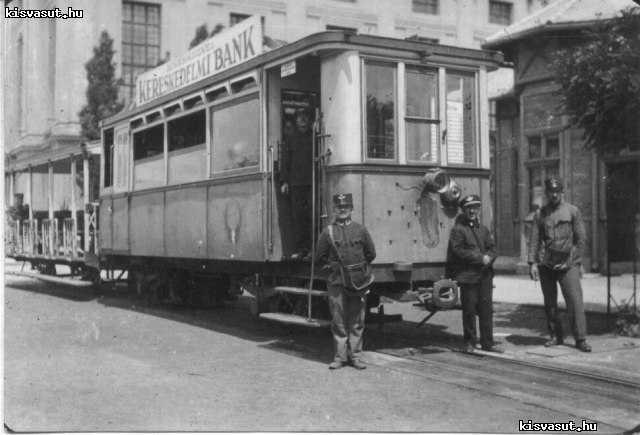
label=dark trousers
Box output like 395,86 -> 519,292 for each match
290,185 -> 311,252
539,265 -> 587,341
460,276 -> 494,347
328,284 -> 366,362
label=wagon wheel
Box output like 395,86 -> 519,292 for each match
267,294 -> 293,314
248,287 -> 269,317
145,272 -> 169,306
166,269 -> 190,306
292,294 -> 329,320
82,266 -> 101,285
47,262 -> 56,275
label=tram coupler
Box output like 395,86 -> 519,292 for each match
416,278 -> 460,316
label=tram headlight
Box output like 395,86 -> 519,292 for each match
420,169 -> 461,209
421,169 -> 450,193
439,179 -> 462,209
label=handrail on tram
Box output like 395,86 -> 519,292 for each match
307,109 -> 320,322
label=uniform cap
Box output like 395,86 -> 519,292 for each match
459,194 -> 482,209
333,193 -> 353,208
544,177 -> 563,193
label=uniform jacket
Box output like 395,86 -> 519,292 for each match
528,201 -> 586,268
446,214 -> 496,284
315,220 -> 376,286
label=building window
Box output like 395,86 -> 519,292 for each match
168,110 -> 206,152
446,71 -> 476,165
412,0 -> 439,15
526,133 -> 560,208
365,61 -> 396,160
405,66 -> 439,163
122,1 -> 161,102
211,97 -> 260,173
489,1 -> 513,25
326,24 -> 358,33
230,13 -> 250,27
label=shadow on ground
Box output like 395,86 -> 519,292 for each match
4,277 -> 99,302
5,276 -> 621,364
494,303 -> 613,337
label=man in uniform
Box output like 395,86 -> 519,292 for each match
446,194 -> 501,353
316,193 -> 376,370
528,177 -> 591,352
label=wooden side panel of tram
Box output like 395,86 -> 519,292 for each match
99,197 -> 113,251
207,179 -> 264,261
165,187 -> 207,258
130,192 -> 164,256
112,197 -> 129,251
327,171 -> 489,264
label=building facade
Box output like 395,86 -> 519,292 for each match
484,0 -> 640,272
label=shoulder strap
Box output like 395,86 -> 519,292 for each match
327,225 -> 344,265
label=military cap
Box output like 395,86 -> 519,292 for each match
544,177 -> 564,192
459,194 -> 482,209
333,193 -> 353,208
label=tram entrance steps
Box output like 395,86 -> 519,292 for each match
272,286 -> 327,297
258,312 -> 331,328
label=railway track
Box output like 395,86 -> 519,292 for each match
365,344 -> 640,432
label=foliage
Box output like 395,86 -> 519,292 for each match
78,31 -> 124,140
551,7 -> 640,156
189,23 -> 225,48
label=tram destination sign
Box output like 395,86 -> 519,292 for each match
135,15 -> 263,106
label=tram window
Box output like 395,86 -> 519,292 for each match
103,128 -> 114,187
133,124 -> 164,160
365,61 -> 396,160
230,77 -> 257,93
168,110 -> 205,152
446,72 -> 476,165
406,67 -> 439,163
211,97 -> 260,173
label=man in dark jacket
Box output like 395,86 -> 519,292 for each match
528,177 -> 591,352
316,193 -> 376,370
446,194 -> 501,353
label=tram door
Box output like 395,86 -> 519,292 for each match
269,55 -> 321,259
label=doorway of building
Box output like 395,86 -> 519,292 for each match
606,161 -> 640,268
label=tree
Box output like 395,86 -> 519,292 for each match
551,7 -> 640,156
189,23 -> 225,49
189,24 -> 209,48
78,31 -> 123,140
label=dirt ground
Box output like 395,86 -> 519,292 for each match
3,275 -> 624,432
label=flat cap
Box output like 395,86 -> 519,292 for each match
544,177 -> 563,192
459,194 -> 481,208
333,193 -> 353,207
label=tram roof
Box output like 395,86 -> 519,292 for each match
103,31 -> 504,128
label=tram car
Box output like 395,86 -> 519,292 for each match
11,17 -> 504,327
